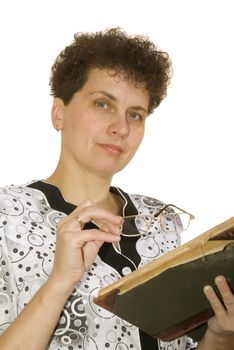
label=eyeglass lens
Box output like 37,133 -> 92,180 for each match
122,210 -> 191,237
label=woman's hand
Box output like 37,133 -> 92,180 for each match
50,200 -> 122,292
203,276 -> 234,335
198,276 -> 234,349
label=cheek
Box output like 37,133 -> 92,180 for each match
132,129 -> 145,148
65,120 -> 103,147
64,113 -> 85,135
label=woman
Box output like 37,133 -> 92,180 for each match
0,28 -> 233,350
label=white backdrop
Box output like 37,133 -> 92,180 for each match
0,0 -> 233,242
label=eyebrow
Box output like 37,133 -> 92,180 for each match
90,90 -> 148,114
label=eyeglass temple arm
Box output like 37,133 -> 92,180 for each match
153,204 -> 195,220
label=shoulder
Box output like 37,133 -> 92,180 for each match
0,181 -> 64,242
128,193 -> 166,207
127,192 -> 166,215
0,181 -> 50,222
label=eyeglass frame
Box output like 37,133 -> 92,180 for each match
120,203 -> 195,238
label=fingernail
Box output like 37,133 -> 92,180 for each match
204,285 -> 212,292
215,275 -> 225,284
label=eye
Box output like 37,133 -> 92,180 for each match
95,101 -> 109,110
127,111 -> 143,122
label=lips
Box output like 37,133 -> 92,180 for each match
98,143 -> 123,154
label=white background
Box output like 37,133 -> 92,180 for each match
0,0 -> 233,242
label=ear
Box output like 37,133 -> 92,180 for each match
51,98 -> 65,131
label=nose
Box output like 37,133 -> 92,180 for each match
108,113 -> 130,138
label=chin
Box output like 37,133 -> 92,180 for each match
91,156 -> 132,178
94,164 -> 125,178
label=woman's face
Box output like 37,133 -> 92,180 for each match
53,68 -> 149,178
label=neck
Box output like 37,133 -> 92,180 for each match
45,160 -> 123,215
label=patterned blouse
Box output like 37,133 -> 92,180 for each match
0,181 -> 198,349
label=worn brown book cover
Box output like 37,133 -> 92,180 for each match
93,217 -> 234,341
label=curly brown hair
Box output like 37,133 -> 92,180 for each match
49,28 -> 172,114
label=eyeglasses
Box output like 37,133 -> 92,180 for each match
112,204 -> 194,255
121,204 -> 195,237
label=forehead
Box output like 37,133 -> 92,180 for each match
82,67 -> 149,104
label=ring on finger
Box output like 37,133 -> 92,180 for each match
76,215 -> 83,225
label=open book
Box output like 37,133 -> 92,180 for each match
93,217 -> 234,341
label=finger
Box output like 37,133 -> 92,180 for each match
59,213 -> 122,236
84,239 -> 103,254
98,222 -> 122,235
57,214 -> 84,231
73,200 -> 96,228
74,206 -> 123,224
74,229 -> 121,247
215,276 -> 234,307
57,203 -> 123,235
68,207 -> 122,234
57,200 -> 95,227
59,200 -> 95,223
203,284 -> 227,320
